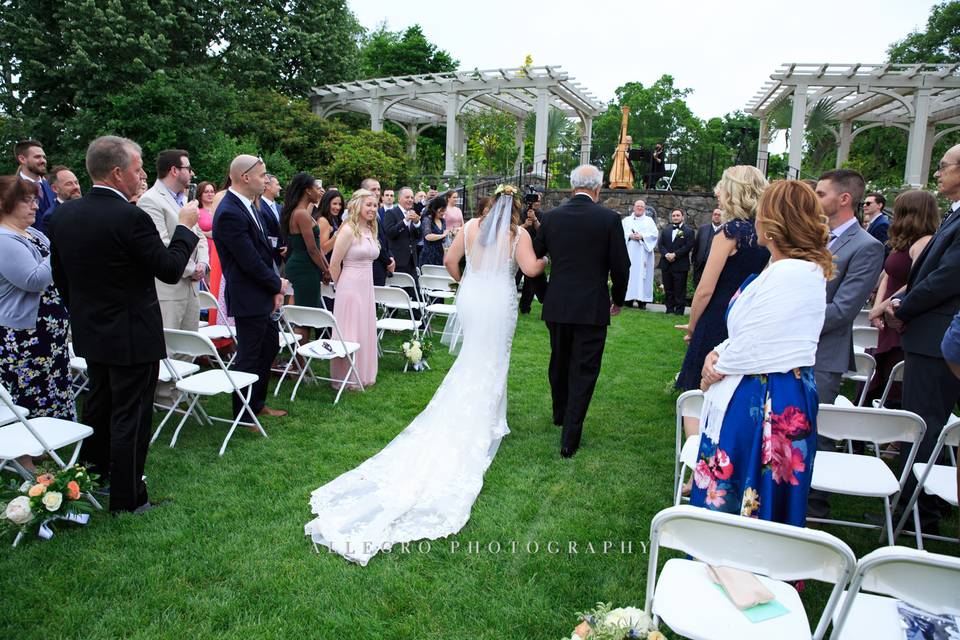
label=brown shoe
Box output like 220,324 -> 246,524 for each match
257,406 -> 288,417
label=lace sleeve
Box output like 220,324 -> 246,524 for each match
722,219 -> 758,250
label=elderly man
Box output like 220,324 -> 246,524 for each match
622,199 -> 658,309
213,155 -> 290,421
48,135 -> 199,513
533,164 -> 630,458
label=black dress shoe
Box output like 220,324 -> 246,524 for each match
560,447 -> 576,458
637,302 -> 647,310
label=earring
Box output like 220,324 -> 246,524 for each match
764,233 -> 773,240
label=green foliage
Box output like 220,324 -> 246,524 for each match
358,23 -> 458,78
887,0 -> 960,63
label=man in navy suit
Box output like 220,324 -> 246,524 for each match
213,155 -> 289,419
14,139 -> 57,234
258,174 -> 285,268
863,192 -> 890,254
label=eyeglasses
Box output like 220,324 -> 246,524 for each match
178,165 -> 195,174
938,161 -> 960,171
241,156 -> 264,176
21,196 -> 38,206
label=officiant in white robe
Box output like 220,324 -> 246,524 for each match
622,199 -> 658,308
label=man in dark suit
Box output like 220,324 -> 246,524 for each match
383,186 -> 421,284
863,192 -> 890,252
372,221 -> 395,286
257,178 -> 285,269
657,209 -> 696,314
213,155 -> 289,420
533,165 -> 630,458
47,135 -> 199,514
692,208 -> 723,288
884,143 -> 960,534
518,191 -> 547,313
14,139 -> 57,234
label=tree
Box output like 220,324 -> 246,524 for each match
358,24 -> 458,79
887,0 -> 960,63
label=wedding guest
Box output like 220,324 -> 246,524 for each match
314,189 -> 342,255
865,190 -> 938,407
443,189 -> 464,234
378,188 -> 395,223
383,187 -> 421,286
14,140 -> 55,234
676,167 -> 770,392
863,192 -> 891,250
413,189 -> 427,214
691,208 -> 724,288
475,196 -> 493,220
0,176 -> 75,472
657,209 -> 695,314
197,181 -> 217,242
420,195 -> 449,267
281,173 -> 330,319
48,165 -> 82,206
692,180 -> 831,527
329,189 -> 379,388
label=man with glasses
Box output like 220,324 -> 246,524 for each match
138,149 -> 208,405
863,192 -> 890,253
880,144 -> 960,535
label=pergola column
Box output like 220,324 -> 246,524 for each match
404,123 -> 418,158
370,95 -> 384,132
580,116 -> 593,165
456,121 -> 466,156
444,91 -> 460,176
533,87 -> 550,175
905,88 -> 931,187
836,121 -> 853,169
514,118 -> 526,173
920,123 -> 937,183
788,85 -> 807,179
756,117 -> 770,174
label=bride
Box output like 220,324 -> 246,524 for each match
304,186 -> 548,565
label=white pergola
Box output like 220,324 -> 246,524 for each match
309,66 -> 604,176
747,63 -> 960,186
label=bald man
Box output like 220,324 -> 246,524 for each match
212,155 -> 290,426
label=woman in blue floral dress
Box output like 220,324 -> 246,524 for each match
0,176 -> 75,436
690,180 -> 832,527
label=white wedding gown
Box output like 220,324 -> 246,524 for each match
305,211 -> 521,565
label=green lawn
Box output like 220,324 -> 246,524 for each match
1,306 -> 956,639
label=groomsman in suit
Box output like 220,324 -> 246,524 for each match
807,169 -> 884,520
213,155 -> 290,419
378,188 -> 395,223
14,139 -> 57,234
48,135 -> 199,513
258,174 -> 285,268
692,208 -> 723,288
533,165 -> 630,458
383,186 -> 421,285
882,144 -> 960,534
657,209 -> 696,314
863,192 -> 891,254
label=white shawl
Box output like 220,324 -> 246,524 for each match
700,259 -> 827,443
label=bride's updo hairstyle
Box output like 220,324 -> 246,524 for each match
756,180 -> 833,279
487,185 -> 521,236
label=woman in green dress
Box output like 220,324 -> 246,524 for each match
281,173 -> 331,333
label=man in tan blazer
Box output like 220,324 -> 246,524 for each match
137,149 -> 208,333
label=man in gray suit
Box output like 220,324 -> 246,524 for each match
808,169 -> 884,518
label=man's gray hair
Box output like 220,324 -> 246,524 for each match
86,135 -> 141,181
360,177 -> 380,190
570,164 -> 603,191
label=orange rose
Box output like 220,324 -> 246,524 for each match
36,473 -> 55,486
66,481 -> 81,500
28,483 -> 47,497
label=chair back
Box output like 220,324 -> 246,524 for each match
852,326 -> 879,351
942,416 -> 960,448
0,381 -> 57,456
420,274 -> 455,293
281,305 -> 337,332
854,308 -> 871,328
197,290 -> 220,312
816,404 -> 925,445
849,351 -> 876,378
321,282 -> 335,299
875,360 -> 905,408
832,546 -> 960,636
375,285 -> 414,312
164,328 -> 218,359
645,505 -> 855,640
386,271 -> 417,289
420,264 -> 450,278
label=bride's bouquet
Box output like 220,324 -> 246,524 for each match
565,603 -> 665,640
1,464 -> 99,546
401,339 -> 433,371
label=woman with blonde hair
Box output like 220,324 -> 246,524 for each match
327,188 -> 380,388
676,166 -> 771,394
691,180 -> 831,526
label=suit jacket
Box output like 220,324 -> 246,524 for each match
212,190 -> 282,318
657,224 -> 696,272
47,187 -> 198,365
692,223 -> 721,270
816,222 -> 884,373
30,177 -> 57,235
867,212 -> 890,248
895,204 -> 960,357
533,194 -> 630,326
137,180 -> 208,301
372,222 -> 394,286
383,205 -> 421,270
258,199 -> 285,268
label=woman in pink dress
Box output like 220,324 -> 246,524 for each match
328,188 -> 379,388
442,189 -> 464,236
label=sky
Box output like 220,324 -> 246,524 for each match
349,0 -> 938,121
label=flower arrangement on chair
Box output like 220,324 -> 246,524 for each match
401,339 -> 434,372
1,464 -> 99,547
565,603 -> 665,640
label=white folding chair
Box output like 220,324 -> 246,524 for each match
420,264 -> 451,278
67,342 -> 89,399
673,390 -> 703,506
893,418 -> 960,549
809,404 -> 926,545
842,351 -> 876,406
853,308 -> 872,329
419,274 -> 458,338
645,505 -> 856,640
656,163 -> 677,191
831,546 -> 960,640
871,360 -> 904,410
852,326 -> 879,354
384,271 -> 427,316
0,383 -> 101,510
319,282 -> 336,311
374,286 -> 421,354
276,305 -> 364,404
151,329 -> 265,457
197,290 -> 236,342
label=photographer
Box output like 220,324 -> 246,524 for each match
519,189 -> 547,314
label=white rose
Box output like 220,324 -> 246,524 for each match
605,607 -> 650,632
5,496 -> 33,524
19,480 -> 31,493
41,491 -> 63,512
402,342 -> 410,351
410,347 -> 422,362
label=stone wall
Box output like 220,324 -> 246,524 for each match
541,188 -> 717,227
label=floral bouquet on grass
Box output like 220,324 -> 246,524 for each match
565,603 -> 666,640
1,464 -> 98,546
401,339 -> 433,371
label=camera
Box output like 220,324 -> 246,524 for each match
523,187 -> 540,206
